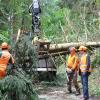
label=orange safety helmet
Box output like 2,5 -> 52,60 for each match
78,46 -> 87,51
69,47 -> 76,52
1,42 -> 9,49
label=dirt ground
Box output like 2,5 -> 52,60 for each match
38,84 -> 100,100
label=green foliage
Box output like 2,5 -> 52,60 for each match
0,0 -> 100,98
14,34 -> 38,76
0,0 -> 100,43
0,34 -> 39,100
89,67 -> 100,96
0,0 -> 32,43
41,0 -> 65,42
0,70 -> 39,100
92,50 -> 100,67
0,31 -> 9,43
40,0 -> 100,43
0,1 -> 40,99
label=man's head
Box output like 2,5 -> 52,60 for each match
78,46 -> 87,54
1,42 -> 9,50
69,47 -> 76,55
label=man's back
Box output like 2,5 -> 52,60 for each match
0,50 -> 11,70
0,49 -> 14,78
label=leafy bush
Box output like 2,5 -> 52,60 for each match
0,31 -> 10,43
89,67 -> 100,96
92,51 -> 100,68
0,70 -> 39,100
14,34 -> 38,77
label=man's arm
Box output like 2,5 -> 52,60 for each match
72,56 -> 79,71
9,55 -> 14,65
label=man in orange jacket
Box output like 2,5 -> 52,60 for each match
66,47 -> 80,95
79,46 -> 91,100
0,42 -> 14,79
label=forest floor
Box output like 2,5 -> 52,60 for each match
36,64 -> 100,100
38,83 -> 100,100
38,83 -> 82,100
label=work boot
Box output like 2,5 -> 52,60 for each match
80,97 -> 89,100
75,91 -> 81,96
75,90 -> 81,96
68,89 -> 72,94
83,97 -> 89,100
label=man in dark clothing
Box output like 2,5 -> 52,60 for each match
79,46 -> 91,100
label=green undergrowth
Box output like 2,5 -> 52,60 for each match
92,51 -> 100,68
89,50 -> 100,96
0,70 -> 39,100
89,67 -> 100,96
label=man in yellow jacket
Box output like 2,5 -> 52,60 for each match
79,46 -> 91,100
66,47 -> 80,95
0,42 -> 14,79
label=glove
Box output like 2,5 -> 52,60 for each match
88,72 -> 91,76
66,68 -> 73,74
71,69 -> 75,72
79,69 -> 81,76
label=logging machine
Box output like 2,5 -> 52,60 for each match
29,0 -> 57,81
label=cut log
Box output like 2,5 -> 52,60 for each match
49,42 -> 100,52
34,40 -> 100,53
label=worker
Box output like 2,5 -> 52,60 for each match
66,47 -> 80,95
78,46 -> 91,100
0,42 -> 14,79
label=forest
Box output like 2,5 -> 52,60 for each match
0,0 -> 100,100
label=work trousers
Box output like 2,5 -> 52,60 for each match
67,71 -> 80,93
81,72 -> 89,99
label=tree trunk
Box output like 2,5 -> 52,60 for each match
37,41 -> 100,53
49,42 -> 100,52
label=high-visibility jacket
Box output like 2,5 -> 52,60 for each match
67,54 -> 79,71
0,50 -> 14,78
79,53 -> 91,72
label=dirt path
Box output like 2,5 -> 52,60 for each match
38,84 -> 100,100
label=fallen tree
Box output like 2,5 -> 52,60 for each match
34,40 -> 100,53
49,41 -> 100,52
